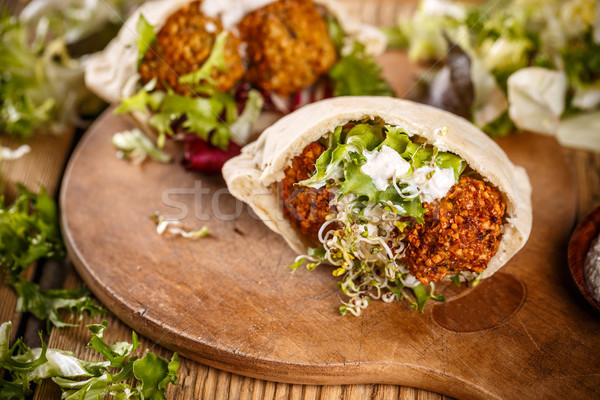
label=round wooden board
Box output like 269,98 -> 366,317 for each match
61,58 -> 600,400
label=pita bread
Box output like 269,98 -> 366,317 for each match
223,96 -> 532,280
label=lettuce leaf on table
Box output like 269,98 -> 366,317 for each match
0,186 -> 103,329
0,321 -> 179,400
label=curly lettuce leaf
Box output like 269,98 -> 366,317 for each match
0,185 -> 64,278
0,322 -> 48,396
299,122 -> 462,222
0,12 -> 102,139
0,186 -> 104,329
300,123 -> 384,187
12,280 -> 105,331
329,41 -> 394,97
87,321 -> 140,369
117,86 -> 237,150
133,351 -> 179,400
0,321 -> 179,400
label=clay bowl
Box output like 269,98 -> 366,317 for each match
568,205 -> 600,313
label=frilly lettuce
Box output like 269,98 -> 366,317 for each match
388,0 -> 600,143
0,15 -> 87,138
0,320 -> 179,399
118,21 -> 262,151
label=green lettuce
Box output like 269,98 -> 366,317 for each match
179,31 -> 228,88
0,186 -> 104,329
0,186 -> 64,278
0,321 -> 179,399
136,14 -> 156,64
329,42 -> 394,97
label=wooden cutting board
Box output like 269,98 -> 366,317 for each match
61,54 -> 600,400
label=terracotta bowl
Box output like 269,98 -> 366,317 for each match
568,205 -> 600,313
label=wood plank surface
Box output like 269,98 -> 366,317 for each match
3,0 -> 600,399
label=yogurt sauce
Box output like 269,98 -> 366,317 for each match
360,145 -> 456,203
201,0 -> 275,30
361,145 -> 410,191
584,233 -> 600,302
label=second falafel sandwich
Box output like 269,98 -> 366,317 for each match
223,97 -> 532,315
85,0 -> 388,172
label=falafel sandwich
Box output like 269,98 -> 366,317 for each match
223,97 -> 532,315
85,0 -> 389,172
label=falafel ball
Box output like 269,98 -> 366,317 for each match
401,177 -> 506,285
279,141 -> 336,240
139,1 -> 245,96
238,0 -> 338,96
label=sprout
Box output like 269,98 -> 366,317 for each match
151,212 -> 208,239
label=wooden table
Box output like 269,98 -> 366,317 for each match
1,0 -> 600,399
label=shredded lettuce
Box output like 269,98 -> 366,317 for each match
0,321 -> 179,399
12,280 -> 104,331
0,186 -> 64,278
19,0 -> 144,46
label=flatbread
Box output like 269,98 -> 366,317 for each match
223,96 -> 532,279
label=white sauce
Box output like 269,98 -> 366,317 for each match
201,0 -> 275,30
361,146 -> 411,191
584,233 -> 600,302
205,21 -> 217,33
408,166 -> 456,203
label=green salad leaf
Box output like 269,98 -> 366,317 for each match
116,87 -> 238,150
133,351 -> 179,400
300,120 -> 463,221
0,321 -> 179,400
329,41 -> 394,97
112,128 -> 172,164
0,186 -> 105,329
12,280 -> 104,331
0,186 -> 64,278
410,284 -> 445,313
179,31 -> 229,88
136,14 -> 157,64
